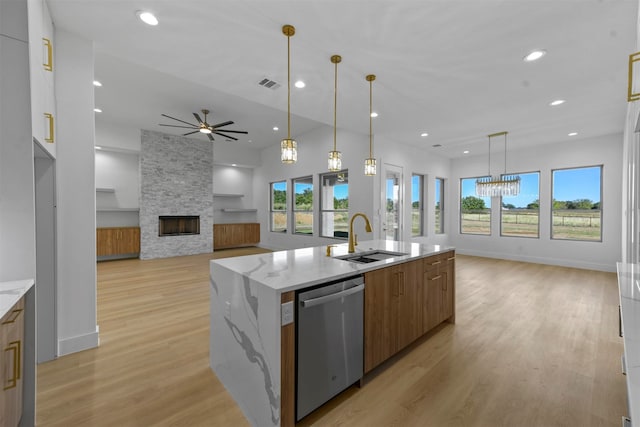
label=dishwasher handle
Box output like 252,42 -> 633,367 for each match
300,284 -> 364,308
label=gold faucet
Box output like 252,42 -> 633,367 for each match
348,213 -> 372,253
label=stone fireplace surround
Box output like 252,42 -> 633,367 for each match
139,130 -> 213,259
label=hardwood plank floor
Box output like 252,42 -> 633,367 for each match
36,252 -> 626,426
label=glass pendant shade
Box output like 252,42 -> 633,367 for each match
364,158 -> 377,176
475,175 -> 521,197
281,138 -> 297,164
328,150 -> 342,171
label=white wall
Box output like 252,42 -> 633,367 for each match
95,120 -> 141,152
0,0 -> 36,281
55,29 -> 99,355
450,133 -> 623,272
213,165 -> 256,223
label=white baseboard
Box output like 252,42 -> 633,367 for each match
58,327 -> 100,356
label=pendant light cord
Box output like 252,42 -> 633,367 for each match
369,79 -> 373,158
333,58 -> 338,151
287,33 -> 291,140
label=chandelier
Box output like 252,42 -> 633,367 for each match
475,131 -> 520,197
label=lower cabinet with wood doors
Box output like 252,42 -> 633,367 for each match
96,227 -> 141,260
213,223 -> 260,250
364,250 -> 455,373
0,297 -> 24,427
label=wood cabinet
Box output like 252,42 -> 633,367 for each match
0,297 -> 24,427
213,223 -> 260,250
364,251 -> 455,373
423,251 -> 455,331
96,227 -> 140,258
364,258 -> 423,373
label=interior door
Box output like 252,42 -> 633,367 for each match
383,164 -> 403,241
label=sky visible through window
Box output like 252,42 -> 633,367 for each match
411,176 -> 420,204
273,182 -> 286,192
553,166 -> 601,203
333,184 -> 348,200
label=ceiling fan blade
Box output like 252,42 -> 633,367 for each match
183,130 -> 200,136
161,114 -> 197,127
158,124 -> 198,129
213,130 -> 248,134
210,120 -> 234,129
213,132 -> 238,141
193,113 -> 204,124
207,133 -> 215,141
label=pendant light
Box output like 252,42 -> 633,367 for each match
364,74 -> 377,176
328,55 -> 342,171
280,25 -> 297,164
475,131 -> 521,197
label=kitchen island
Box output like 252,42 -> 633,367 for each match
210,240 -> 455,427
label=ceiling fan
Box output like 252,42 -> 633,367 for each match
159,109 -> 248,141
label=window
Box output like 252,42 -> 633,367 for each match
551,165 -> 602,241
435,177 -> 445,234
293,176 -> 313,235
270,181 -> 287,233
460,177 -> 491,235
320,171 -> 349,239
500,171 -> 540,238
411,174 -> 424,236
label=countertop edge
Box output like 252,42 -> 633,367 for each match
0,278 -> 35,318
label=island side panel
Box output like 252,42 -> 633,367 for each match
210,262 -> 282,427
280,291 -> 295,427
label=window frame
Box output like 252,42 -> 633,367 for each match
550,165 -> 603,242
499,171 -> 540,239
292,176 -> 314,235
435,177 -> 445,235
269,181 -> 287,233
411,174 -> 424,237
460,176 -> 492,236
320,170 -> 349,240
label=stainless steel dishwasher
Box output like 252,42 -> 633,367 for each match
296,275 -> 364,421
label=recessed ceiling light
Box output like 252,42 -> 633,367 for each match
294,80 -> 305,88
95,146 -> 102,150
370,112 -> 378,118
93,80 -> 102,87
420,132 -> 429,137
463,150 -> 470,154
273,126 -> 279,131
94,108 -> 102,113
524,49 -> 546,62
550,99 -> 565,106
136,10 -> 158,26
568,132 -> 578,136
248,140 -> 252,143
231,163 -> 237,167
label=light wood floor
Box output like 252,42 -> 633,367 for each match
36,251 -> 626,426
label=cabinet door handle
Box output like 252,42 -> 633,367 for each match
3,340 -> 21,390
431,260 -> 441,266
399,271 -> 405,296
43,37 -> 53,71
430,275 -> 442,281
2,308 -> 23,324
447,257 -> 456,261
44,112 -> 54,143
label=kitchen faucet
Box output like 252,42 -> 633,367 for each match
348,213 -> 372,253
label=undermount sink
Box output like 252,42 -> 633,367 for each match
335,250 -> 408,264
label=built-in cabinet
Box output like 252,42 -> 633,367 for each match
213,223 -> 260,250
96,227 -> 140,258
364,250 -> 455,373
0,297 -> 24,427
28,0 -> 56,155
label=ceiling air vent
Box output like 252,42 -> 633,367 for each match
258,77 -> 281,90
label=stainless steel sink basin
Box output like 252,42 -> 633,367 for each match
335,250 -> 408,264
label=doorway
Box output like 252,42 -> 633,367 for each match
382,163 -> 403,241
34,141 -> 57,362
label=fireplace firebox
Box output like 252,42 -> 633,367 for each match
158,216 -> 200,236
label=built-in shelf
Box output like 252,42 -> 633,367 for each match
221,208 -> 257,213
214,193 -> 244,198
96,188 -> 115,193
97,208 -> 140,212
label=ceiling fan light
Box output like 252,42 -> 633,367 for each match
199,127 -> 212,134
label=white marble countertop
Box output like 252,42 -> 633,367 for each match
212,240 -> 454,293
0,279 -> 34,318
616,263 -> 640,423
